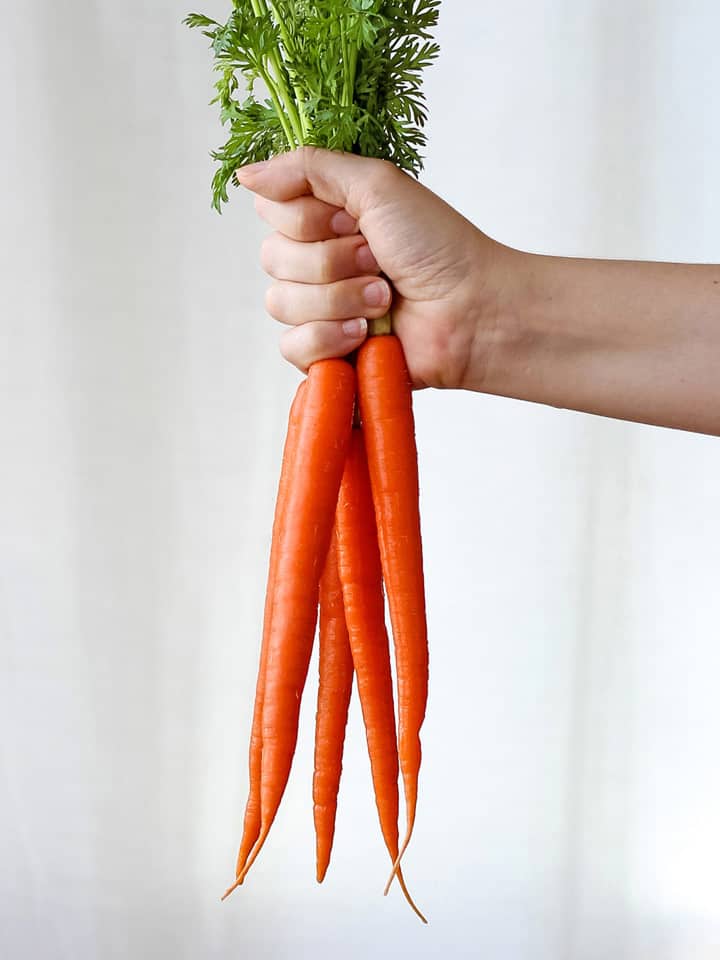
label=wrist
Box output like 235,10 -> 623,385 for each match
459,241 -> 546,397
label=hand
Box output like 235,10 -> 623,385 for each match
235,147 -> 512,390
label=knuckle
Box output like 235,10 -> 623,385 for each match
292,201 -> 310,238
300,145 -> 321,181
259,235 -> 276,275
323,281 -> 342,317
264,284 -> 284,320
290,201 -> 305,240
373,158 -> 399,188
352,158 -> 398,213
280,327 -> 309,373
317,240 -> 337,284
278,330 -> 295,363
304,323 -> 324,354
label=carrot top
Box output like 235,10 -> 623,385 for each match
184,1 -> 440,209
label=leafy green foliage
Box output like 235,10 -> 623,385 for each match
185,0 -> 440,211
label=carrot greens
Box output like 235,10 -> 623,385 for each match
185,1 -> 440,209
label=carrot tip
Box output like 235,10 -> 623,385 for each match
382,869 -> 396,898
221,877 -> 242,901
383,839 -> 408,897
397,869 -> 428,924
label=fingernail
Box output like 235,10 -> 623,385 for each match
330,210 -> 358,235
356,243 -> 379,273
342,317 -> 367,338
363,279 -> 390,307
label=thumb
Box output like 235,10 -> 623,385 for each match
234,146 -> 398,220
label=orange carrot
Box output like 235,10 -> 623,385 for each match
356,334 -> 429,893
313,532 -> 354,883
223,358 -> 356,898
335,427 -> 426,923
234,380 -> 307,879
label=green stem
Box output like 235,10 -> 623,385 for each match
367,274 -> 394,335
367,311 -> 392,336
258,64 -> 296,147
340,21 -> 351,106
266,0 -> 309,139
349,44 -> 359,99
267,49 -> 304,144
251,0 -> 304,146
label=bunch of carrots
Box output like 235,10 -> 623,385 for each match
185,0 -> 439,919
222,331 -> 428,919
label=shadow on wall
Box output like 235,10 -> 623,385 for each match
563,5 -> 659,960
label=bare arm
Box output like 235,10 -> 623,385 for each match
483,251 -> 720,434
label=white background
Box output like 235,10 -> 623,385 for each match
2,2 -> 720,957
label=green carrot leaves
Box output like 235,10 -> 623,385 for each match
185,0 -> 440,210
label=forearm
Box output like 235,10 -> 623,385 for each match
475,249 -> 720,435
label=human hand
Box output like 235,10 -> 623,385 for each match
235,147 -> 513,390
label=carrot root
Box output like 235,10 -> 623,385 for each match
221,877 -> 242,902
357,334 -> 428,902
230,821 -> 270,894
233,382 -> 308,879
383,811 -> 415,897
396,865 -> 427,924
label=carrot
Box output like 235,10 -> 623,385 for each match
223,358 -> 356,899
312,532 -> 354,883
335,427 -> 426,923
234,380 -> 307,880
356,334 -> 429,894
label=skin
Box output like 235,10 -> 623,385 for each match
236,147 -> 720,436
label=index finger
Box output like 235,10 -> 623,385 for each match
255,195 -> 359,242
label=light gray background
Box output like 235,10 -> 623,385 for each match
2,2 -> 720,958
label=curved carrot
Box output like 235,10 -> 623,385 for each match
356,334 -> 428,894
335,427 -> 426,923
234,380 -> 307,879
223,358 -> 356,898
313,532 -> 354,883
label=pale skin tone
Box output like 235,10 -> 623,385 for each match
236,147 -> 720,436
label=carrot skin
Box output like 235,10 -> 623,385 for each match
335,430 -> 400,857
226,358 -> 356,895
356,335 -> 429,881
335,427 -> 426,922
313,532 -> 354,883
235,381 -> 307,879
